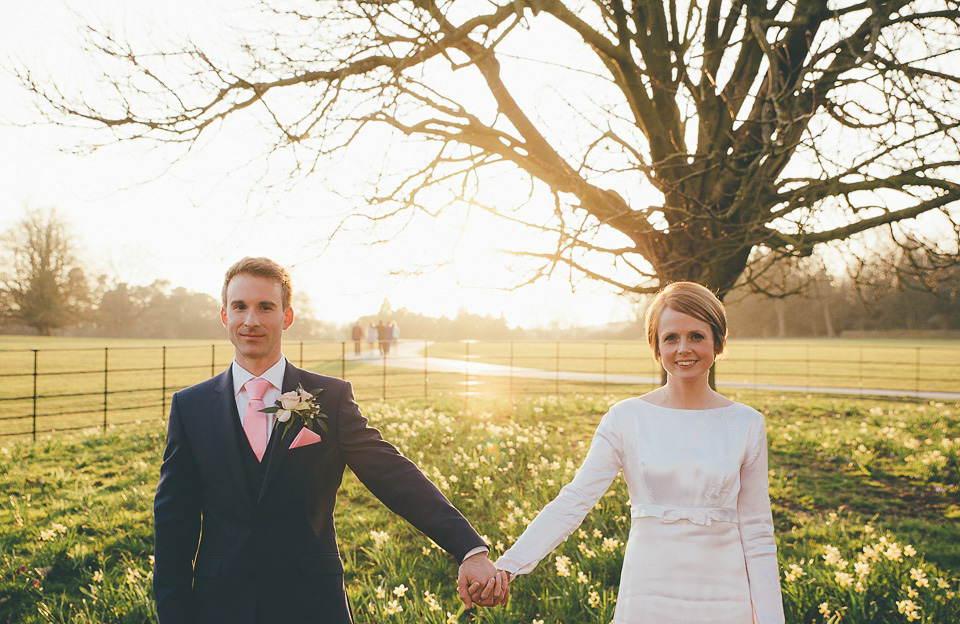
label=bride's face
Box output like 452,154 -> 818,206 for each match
656,307 -> 716,381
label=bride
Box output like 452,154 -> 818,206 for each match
492,282 -> 784,623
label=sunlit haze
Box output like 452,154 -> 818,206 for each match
0,1 -> 637,329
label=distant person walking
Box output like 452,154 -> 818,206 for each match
366,322 -> 377,354
377,320 -> 389,356
351,321 -> 363,355
389,321 -> 399,351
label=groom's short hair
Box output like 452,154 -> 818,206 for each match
222,257 -> 293,310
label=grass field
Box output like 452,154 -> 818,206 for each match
0,336 -> 957,439
1,391 -> 958,623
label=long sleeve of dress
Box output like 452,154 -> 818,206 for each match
737,416 -> 785,624
496,410 -> 623,575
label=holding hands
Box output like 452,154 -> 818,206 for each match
457,553 -> 511,608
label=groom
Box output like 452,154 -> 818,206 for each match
153,257 -> 506,623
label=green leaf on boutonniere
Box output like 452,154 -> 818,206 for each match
264,383 -> 329,441
313,417 -> 329,434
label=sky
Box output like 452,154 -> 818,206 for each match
0,0 -> 639,330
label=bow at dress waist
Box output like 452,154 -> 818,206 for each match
631,503 -> 738,526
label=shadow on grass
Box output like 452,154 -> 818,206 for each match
773,448 -> 960,569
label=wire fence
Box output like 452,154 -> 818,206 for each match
0,339 -> 956,440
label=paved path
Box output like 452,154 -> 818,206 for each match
346,341 -> 960,401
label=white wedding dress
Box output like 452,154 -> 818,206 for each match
496,399 -> 784,624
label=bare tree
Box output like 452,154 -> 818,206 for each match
16,0 -> 960,299
0,208 -> 90,335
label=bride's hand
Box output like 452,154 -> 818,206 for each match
466,569 -> 511,607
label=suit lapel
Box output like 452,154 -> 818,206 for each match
258,361 -> 304,504
211,368 -> 255,511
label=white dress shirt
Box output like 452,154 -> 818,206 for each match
232,356 -> 287,444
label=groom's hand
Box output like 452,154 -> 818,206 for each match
468,569 -> 511,607
457,552 -> 509,608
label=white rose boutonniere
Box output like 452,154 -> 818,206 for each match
260,384 -> 328,440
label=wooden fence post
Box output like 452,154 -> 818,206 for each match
162,346 -> 167,419
103,348 -> 109,431
31,349 -> 38,441
555,341 -> 560,396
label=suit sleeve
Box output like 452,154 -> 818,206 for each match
737,414 -> 785,624
335,381 -> 486,561
153,393 -> 202,624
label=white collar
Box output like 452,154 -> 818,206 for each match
231,355 -> 287,396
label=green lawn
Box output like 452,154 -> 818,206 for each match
0,392 -> 958,623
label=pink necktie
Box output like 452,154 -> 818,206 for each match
243,378 -> 272,461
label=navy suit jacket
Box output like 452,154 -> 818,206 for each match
153,361 -> 485,624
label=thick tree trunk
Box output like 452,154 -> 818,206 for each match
775,299 -> 787,338
822,301 -> 835,337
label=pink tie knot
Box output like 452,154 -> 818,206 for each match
245,378 -> 272,402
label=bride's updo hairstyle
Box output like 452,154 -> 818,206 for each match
645,281 -> 728,361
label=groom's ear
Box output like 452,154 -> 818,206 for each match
220,307 -> 228,328
282,306 -> 294,330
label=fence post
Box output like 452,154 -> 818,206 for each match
465,340 -> 470,407
603,342 -> 608,396
915,347 -> 920,397
805,344 -> 810,392
424,339 -> 428,398
211,344 -> 216,377
555,341 -> 560,396
341,342 -> 346,380
162,346 -> 167,419
858,346 -> 863,396
382,347 -> 387,400
32,349 -> 38,441
509,341 -> 514,401
103,347 -> 109,432
753,343 -> 758,398
300,341 -> 305,368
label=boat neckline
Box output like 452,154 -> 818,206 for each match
635,398 -> 739,412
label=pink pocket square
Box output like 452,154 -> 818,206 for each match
290,427 -> 323,449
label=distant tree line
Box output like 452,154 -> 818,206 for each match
0,209 -> 338,339
718,244 -> 960,338
0,209 -> 90,336
725,273 -> 960,339
2,208 -> 957,340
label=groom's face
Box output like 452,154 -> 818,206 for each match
221,273 -> 294,370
